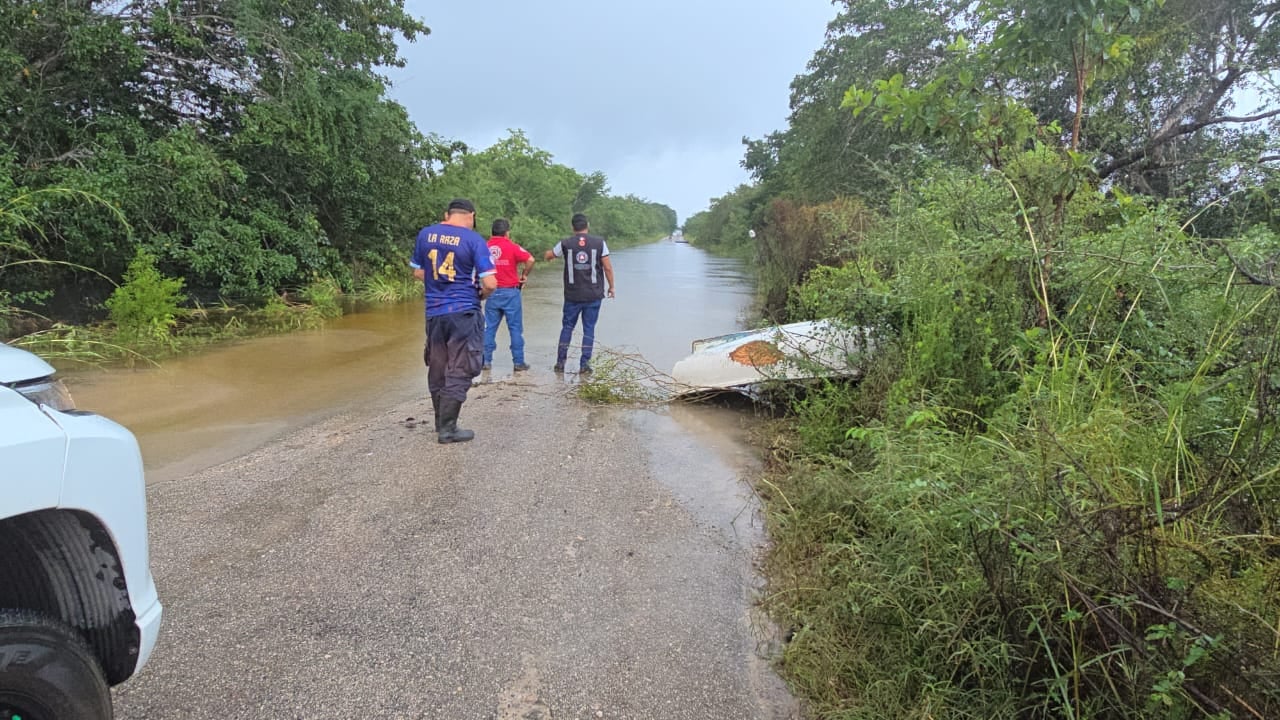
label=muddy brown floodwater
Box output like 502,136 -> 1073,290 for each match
66,240 -> 757,484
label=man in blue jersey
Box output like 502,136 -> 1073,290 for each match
411,199 -> 497,443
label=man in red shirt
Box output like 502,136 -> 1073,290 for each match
483,218 -> 535,371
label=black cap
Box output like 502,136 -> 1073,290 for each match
447,198 -> 476,214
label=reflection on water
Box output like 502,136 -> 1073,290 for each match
587,243 -> 754,373
66,241 -> 755,483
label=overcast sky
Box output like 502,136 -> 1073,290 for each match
387,1 -> 837,223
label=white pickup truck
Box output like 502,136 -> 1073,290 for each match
0,343 -> 162,719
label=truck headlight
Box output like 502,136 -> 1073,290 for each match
11,376 -> 76,412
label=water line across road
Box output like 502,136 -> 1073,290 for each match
68,241 -> 755,486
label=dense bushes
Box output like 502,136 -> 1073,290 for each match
761,164 -> 1280,718
685,193 -> 873,318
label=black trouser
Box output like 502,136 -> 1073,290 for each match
426,310 -> 484,403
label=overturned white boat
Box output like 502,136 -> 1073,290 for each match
671,319 -> 872,395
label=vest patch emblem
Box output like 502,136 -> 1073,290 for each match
575,251 -> 589,264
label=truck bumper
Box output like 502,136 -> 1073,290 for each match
134,590 -> 163,670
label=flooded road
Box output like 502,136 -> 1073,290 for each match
67,241 -> 755,484
98,240 -> 802,718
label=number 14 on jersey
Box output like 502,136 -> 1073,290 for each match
426,249 -> 457,282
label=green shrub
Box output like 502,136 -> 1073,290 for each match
104,251 -> 186,346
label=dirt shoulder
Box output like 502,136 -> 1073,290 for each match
112,372 -> 799,719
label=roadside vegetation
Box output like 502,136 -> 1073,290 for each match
573,349 -> 677,405
686,0 -> 1280,717
0,2 -> 675,362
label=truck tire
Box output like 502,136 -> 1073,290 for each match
0,609 -> 113,720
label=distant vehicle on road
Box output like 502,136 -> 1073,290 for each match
0,343 -> 162,720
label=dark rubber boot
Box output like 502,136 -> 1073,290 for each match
437,397 -> 475,444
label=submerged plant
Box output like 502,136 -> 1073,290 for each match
10,324 -> 157,368
299,275 -> 345,318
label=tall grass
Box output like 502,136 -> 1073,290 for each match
1,187 -> 150,366
299,275 -> 344,318
355,265 -> 420,304
11,325 -> 157,367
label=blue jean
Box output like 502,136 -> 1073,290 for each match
483,287 -> 525,365
557,299 -> 602,369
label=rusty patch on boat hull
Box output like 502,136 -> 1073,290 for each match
729,340 -> 784,367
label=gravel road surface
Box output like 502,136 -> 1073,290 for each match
112,370 -> 799,719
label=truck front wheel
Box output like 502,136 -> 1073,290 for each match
0,610 -> 113,720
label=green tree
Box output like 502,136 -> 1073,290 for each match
986,0 -> 1165,151
0,0 -> 434,311
573,171 -> 610,213
683,184 -> 764,260
425,131 -> 676,252
743,0 -> 972,207
843,0 -> 1280,201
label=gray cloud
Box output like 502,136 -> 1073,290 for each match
388,0 -> 835,221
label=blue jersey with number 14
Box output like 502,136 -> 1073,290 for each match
410,223 -> 496,318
